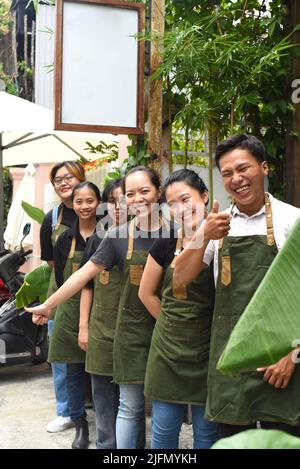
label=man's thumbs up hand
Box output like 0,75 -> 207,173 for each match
210,200 -> 219,214
204,200 -> 230,241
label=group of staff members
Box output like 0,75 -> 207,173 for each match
29,134 -> 300,449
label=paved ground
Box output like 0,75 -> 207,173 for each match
0,362 -> 193,449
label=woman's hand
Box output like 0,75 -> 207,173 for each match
78,325 -> 89,351
25,303 -> 53,318
32,314 -> 49,326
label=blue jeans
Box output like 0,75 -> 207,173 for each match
66,363 -> 86,421
47,320 -> 69,417
151,400 -> 219,449
116,384 -> 145,449
91,374 -> 119,449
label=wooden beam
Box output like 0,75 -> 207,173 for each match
147,0 -> 165,172
285,0 -> 300,207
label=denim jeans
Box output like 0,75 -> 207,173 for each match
66,363 -> 87,421
151,400 -> 219,449
48,320 -> 69,417
91,374 -> 119,449
116,383 -> 145,449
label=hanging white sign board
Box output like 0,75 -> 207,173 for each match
54,0 -> 145,134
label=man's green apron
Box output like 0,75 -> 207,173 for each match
48,237 -> 86,363
86,265 -> 122,376
145,235 -> 215,405
206,193 -> 300,425
113,220 -> 156,384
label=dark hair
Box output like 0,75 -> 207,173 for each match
71,181 -> 101,202
50,161 -> 86,185
124,166 -> 161,192
215,134 -> 266,170
102,178 -> 124,203
163,169 -> 208,201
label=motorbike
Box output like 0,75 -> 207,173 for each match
0,224 -> 48,367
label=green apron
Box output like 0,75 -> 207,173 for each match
113,220 -> 156,384
46,208 -> 70,319
145,236 -> 215,405
85,265 -> 122,376
206,193 -> 300,426
48,237 -> 86,363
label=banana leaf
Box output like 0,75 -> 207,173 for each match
16,263 -> 52,308
21,201 -> 45,225
212,429 -> 300,449
217,216 -> 300,374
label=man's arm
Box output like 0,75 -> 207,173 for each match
257,350 -> 297,389
26,260 -> 103,317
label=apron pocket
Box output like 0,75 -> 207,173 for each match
72,262 -> 80,273
130,264 -> 144,286
172,284 -> 187,300
99,270 -> 110,285
221,255 -> 231,286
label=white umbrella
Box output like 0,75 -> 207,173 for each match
0,91 -> 118,251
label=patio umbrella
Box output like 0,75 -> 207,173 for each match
0,91 -> 118,252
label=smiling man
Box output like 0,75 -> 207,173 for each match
174,134 -> 300,438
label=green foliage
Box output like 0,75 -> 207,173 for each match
18,61 -> 33,79
152,0 -> 298,198
212,429 -> 300,449
104,135 -> 152,185
0,63 -> 17,95
16,263 -> 52,308
0,0 -> 11,37
21,201 -> 45,225
3,167 -> 12,230
83,140 -> 118,160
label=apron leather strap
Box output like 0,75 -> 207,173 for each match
126,219 -> 135,261
54,207 -> 64,242
68,237 -> 76,259
54,206 -> 63,230
265,193 -> 275,246
219,195 -> 275,249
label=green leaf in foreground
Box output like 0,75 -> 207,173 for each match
217,217 -> 300,374
16,264 -> 52,308
21,201 -> 45,225
212,429 -> 300,449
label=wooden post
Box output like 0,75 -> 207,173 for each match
24,15 -> 28,98
12,10 -> 18,89
147,0 -> 165,173
285,0 -> 300,207
31,20 -> 35,100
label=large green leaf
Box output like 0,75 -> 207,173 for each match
217,217 -> 300,374
212,429 -> 300,449
21,201 -> 45,225
16,263 -> 52,308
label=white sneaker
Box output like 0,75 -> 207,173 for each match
46,416 -> 75,433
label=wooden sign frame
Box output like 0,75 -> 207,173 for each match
54,0 -> 145,134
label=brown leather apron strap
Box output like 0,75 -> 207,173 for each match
126,219 -> 135,261
265,193 -> 275,246
68,237 -> 76,259
54,207 -> 64,241
54,206 -> 63,231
